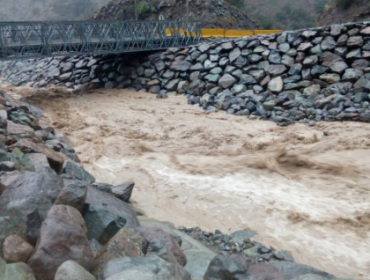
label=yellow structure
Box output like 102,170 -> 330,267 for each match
165,28 -> 283,38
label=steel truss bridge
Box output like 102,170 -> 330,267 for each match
0,20 -> 202,60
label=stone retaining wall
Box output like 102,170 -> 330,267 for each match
3,22 -> 370,125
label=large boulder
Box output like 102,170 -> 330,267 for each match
9,139 -> 66,170
2,262 -> 36,280
138,226 -> 187,266
111,181 -> 135,202
184,250 -> 216,280
54,182 -> 88,212
28,205 -> 95,280
95,227 -> 148,271
102,255 -> 191,280
85,186 -> 139,228
83,205 -> 126,245
0,170 -> 64,249
3,235 -> 34,263
62,161 -> 95,183
55,260 -> 96,280
203,254 -> 249,280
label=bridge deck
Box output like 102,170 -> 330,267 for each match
0,20 -> 202,60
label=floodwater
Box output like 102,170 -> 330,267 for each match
5,85 -> 370,279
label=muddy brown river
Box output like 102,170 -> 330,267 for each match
6,85 -> 370,279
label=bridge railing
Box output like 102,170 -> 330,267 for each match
0,20 -> 202,59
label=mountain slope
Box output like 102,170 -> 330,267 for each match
318,0 -> 370,26
243,0 -> 329,30
92,0 -> 257,29
0,0 -> 110,21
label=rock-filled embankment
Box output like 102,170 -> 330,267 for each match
3,22 -> 370,126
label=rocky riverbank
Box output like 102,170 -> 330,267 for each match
3,22 -> 370,127
0,90 -> 353,280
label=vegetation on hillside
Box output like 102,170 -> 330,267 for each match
318,0 -> 369,26
243,0 -> 330,30
0,0 -> 110,21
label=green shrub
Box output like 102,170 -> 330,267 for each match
335,0 -> 351,9
137,1 -> 150,17
225,0 -> 244,9
260,17 -> 274,29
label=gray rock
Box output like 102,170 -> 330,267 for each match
310,45 -> 322,54
342,68 -> 363,82
263,100 -> 276,111
229,48 -> 241,63
198,43 -> 211,53
204,60 -> 217,70
319,73 -> 340,84
210,67 -> 223,75
279,43 -> 290,53
346,49 -> 361,59
297,43 -> 313,51
63,161 -> 95,183
321,36 -> 336,50
311,65 -> 328,76
282,55 -> 295,67
268,77 -> 283,93
111,181 -> 135,202
347,36 -> 363,47
302,30 -> 317,38
190,63 -> 204,71
249,70 -> 265,81
203,254 -> 249,280
0,170 -> 64,247
254,46 -> 268,53
352,59 -> 370,70
184,250 -> 216,280
303,84 -> 320,95
85,186 -> 140,229
219,57 -> 229,67
221,42 -> 233,50
303,55 -> 318,66
84,205 -> 126,245
163,70 -> 175,80
330,24 -> 343,36
165,79 -> 180,91
335,47 -> 348,57
54,182 -> 87,212
2,262 -> 36,280
103,256 -> 191,280
218,74 -> 237,89
273,250 -> 294,262
58,72 -> 72,82
55,260 -> 96,280
266,64 -> 287,76
247,54 -> 262,63
329,61 -> 348,74
268,50 -> 281,64
289,64 -> 303,76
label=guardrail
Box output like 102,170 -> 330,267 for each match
166,28 -> 283,38
201,29 -> 283,38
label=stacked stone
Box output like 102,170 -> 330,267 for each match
3,22 -> 370,125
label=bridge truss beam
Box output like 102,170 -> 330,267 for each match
0,20 -> 202,60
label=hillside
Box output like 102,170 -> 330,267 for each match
0,0 -> 110,21
318,0 -> 370,26
244,0 -> 330,30
92,0 -> 257,29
